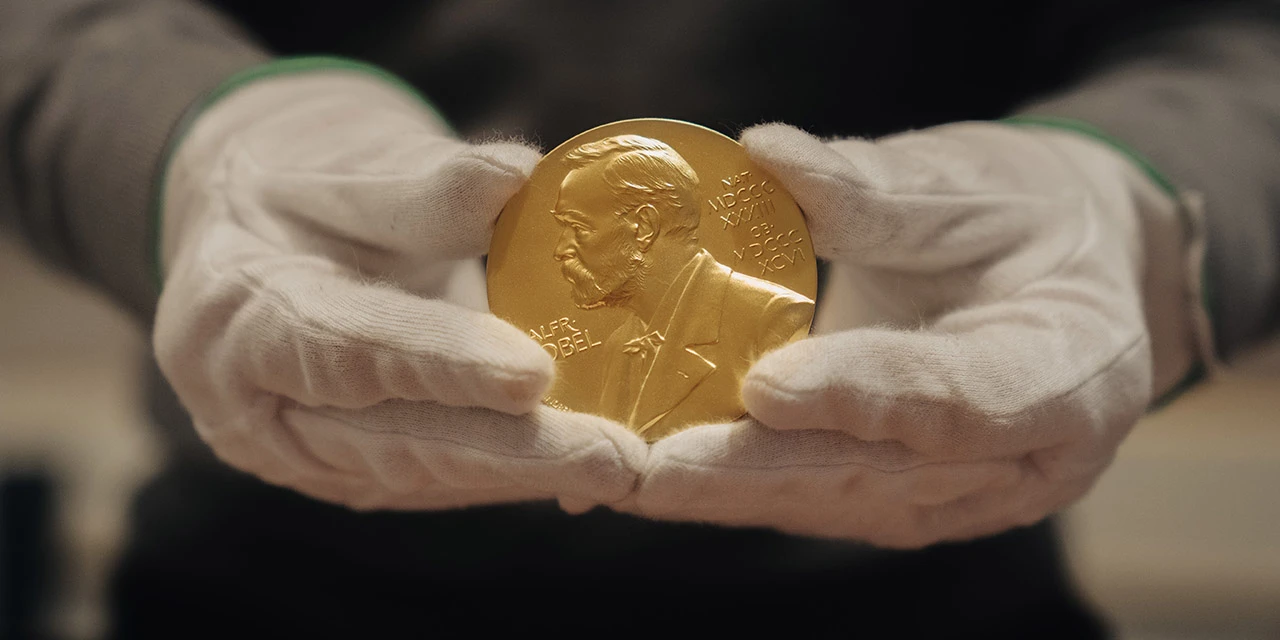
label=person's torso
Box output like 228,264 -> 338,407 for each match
205,0 -> 1205,142
141,0 -> 1202,612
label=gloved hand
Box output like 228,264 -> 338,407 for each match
154,64 -> 646,510
624,121 -> 1216,548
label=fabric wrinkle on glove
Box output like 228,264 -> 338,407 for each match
153,66 -> 647,511
624,121 -> 1214,548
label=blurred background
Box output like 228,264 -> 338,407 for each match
2,227 -> 1279,639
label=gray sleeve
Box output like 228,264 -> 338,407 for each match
1021,3 -> 1280,358
0,0 -> 268,318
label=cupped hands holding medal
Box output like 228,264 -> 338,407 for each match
154,62 -> 1212,549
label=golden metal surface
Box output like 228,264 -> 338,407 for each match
488,119 -> 816,441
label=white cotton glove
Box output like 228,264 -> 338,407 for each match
625,121 -> 1216,548
154,68 -> 646,511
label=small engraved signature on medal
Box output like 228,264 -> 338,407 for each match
543,397 -> 571,411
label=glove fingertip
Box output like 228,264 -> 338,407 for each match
740,123 -> 825,166
742,335 -> 849,430
465,140 -> 543,180
592,417 -> 650,471
487,342 -> 556,414
740,346 -> 818,429
525,407 -> 645,504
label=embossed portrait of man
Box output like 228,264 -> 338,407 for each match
550,135 -> 814,440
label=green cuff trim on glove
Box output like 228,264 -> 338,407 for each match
1001,114 -> 1211,409
1001,115 -> 1178,197
149,55 -> 447,288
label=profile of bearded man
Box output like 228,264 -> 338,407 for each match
550,134 -> 814,440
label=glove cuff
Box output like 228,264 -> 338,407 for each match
1003,115 -> 1221,407
150,56 -> 447,287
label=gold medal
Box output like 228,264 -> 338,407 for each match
488,119 -> 816,441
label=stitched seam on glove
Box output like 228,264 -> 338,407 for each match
750,190 -> 1144,438
750,332 -> 1148,447
1001,116 -> 1177,196
149,56 -> 448,290
271,406 -> 366,480
654,448 -> 1026,475
291,407 -> 625,464
1002,117 -> 1217,327
795,168 -> 1069,203
208,143 -> 550,399
1001,115 -> 1216,407
242,146 -> 531,188
265,285 -> 548,395
224,128 -> 531,265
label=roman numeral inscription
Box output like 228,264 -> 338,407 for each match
707,170 -> 778,229
731,221 -> 807,275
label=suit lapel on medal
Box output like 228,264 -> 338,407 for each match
629,253 -> 731,435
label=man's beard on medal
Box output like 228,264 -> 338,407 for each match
560,247 -> 649,310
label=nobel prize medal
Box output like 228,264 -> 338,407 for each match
487,119 -> 817,441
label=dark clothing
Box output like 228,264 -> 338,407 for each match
5,0 -> 1280,636
110,462 -> 1104,639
